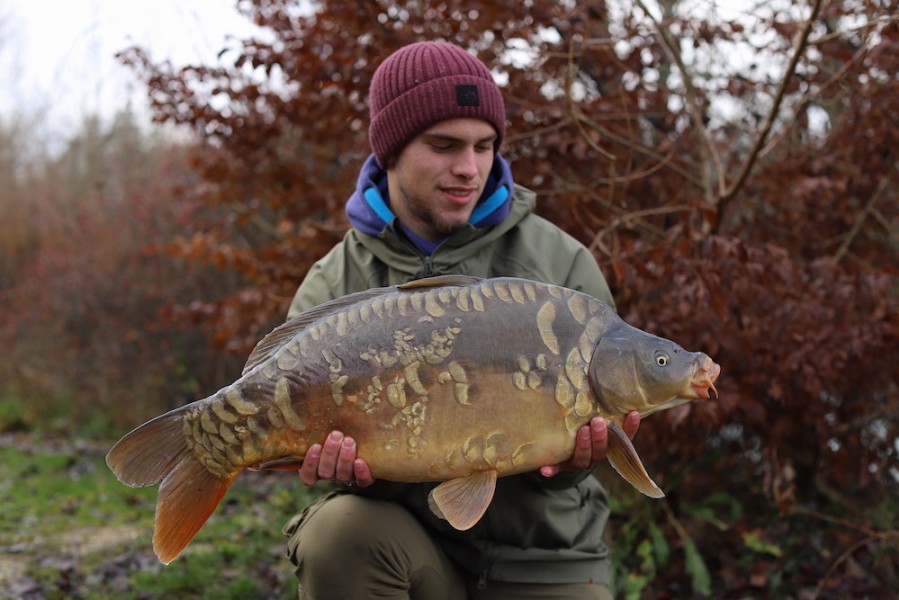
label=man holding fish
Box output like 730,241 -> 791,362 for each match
283,40 -> 640,600
106,39 -> 720,600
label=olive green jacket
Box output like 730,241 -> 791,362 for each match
288,184 -> 615,585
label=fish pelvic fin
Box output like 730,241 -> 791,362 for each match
606,421 -> 665,498
105,409 -> 237,563
427,470 -> 498,531
249,456 -> 305,471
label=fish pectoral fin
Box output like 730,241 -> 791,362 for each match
249,456 -> 305,471
606,421 -> 665,498
427,470 -> 498,531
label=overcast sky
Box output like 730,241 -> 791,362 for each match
1,1 -> 262,144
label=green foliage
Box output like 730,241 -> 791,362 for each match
0,445 -> 154,538
0,435 -> 313,598
742,530 -> 784,559
0,397 -> 29,432
680,532 -> 712,595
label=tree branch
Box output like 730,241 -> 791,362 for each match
834,166 -> 896,263
634,0 -> 723,202
719,0 -> 824,208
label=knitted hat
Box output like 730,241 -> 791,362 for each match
368,41 -> 506,167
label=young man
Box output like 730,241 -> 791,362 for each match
283,41 -> 640,600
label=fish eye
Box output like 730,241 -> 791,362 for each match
655,352 -> 669,367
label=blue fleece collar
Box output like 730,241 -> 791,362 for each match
345,154 -> 515,251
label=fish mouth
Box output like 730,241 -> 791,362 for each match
689,357 -> 721,401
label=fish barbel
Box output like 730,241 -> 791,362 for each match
106,275 -> 720,563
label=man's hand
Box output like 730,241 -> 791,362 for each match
298,430 -> 375,488
539,411 -> 641,478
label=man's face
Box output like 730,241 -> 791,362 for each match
386,118 -> 497,242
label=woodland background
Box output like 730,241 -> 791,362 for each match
1,0 -> 897,597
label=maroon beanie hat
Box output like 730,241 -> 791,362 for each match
368,41 -> 506,167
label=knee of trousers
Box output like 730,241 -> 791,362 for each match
286,493 -> 425,575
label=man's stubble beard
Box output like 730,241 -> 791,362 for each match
398,183 -> 471,238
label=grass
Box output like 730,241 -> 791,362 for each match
0,433 -> 320,599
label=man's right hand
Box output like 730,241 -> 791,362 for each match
298,430 -> 375,488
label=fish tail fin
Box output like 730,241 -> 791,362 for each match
105,408 -> 236,564
154,454 -> 237,564
606,421 -> 665,498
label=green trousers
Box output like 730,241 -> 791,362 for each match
284,493 -> 613,600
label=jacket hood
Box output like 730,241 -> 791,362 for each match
345,153 -> 514,242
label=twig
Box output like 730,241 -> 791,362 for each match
810,536 -> 874,600
566,38 -> 617,162
661,499 -> 689,539
719,0 -> 825,207
503,116 -> 575,146
634,0 -> 724,202
808,13 -> 899,46
589,204 -> 690,253
760,33 -> 870,158
834,167 -> 895,263
574,112 -> 703,186
793,505 -> 895,540
791,503 -> 899,599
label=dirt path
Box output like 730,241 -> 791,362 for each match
0,524 -> 146,591
0,432 -> 148,593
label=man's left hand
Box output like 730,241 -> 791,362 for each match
539,411 -> 641,477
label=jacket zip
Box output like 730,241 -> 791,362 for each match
422,255 -> 435,277
477,570 -> 488,590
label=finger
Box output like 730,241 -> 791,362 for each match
317,431 -> 344,479
298,444 -> 322,486
353,458 -> 375,487
623,411 -> 641,439
589,416 -> 609,462
568,423 -> 594,470
334,436 -> 357,482
540,465 -> 559,478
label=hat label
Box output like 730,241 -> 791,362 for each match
456,85 -> 480,107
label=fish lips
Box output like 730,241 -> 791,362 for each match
689,359 -> 721,401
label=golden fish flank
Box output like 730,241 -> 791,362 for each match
513,354 -> 548,392
404,362 -> 429,396
274,378 -> 306,430
380,399 -> 428,455
105,274 -> 722,565
454,431 -> 525,471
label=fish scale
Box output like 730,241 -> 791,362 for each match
106,274 -> 720,564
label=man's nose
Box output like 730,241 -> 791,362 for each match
451,147 -> 478,179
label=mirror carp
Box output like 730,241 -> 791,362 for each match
106,275 -> 720,563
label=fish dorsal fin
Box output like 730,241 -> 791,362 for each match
241,286 -> 395,375
427,470 -> 497,530
397,274 -> 483,290
606,421 -> 665,498
244,276 -> 483,375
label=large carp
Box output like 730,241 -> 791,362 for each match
107,275 -> 720,564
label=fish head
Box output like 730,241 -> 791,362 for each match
588,324 -> 720,418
